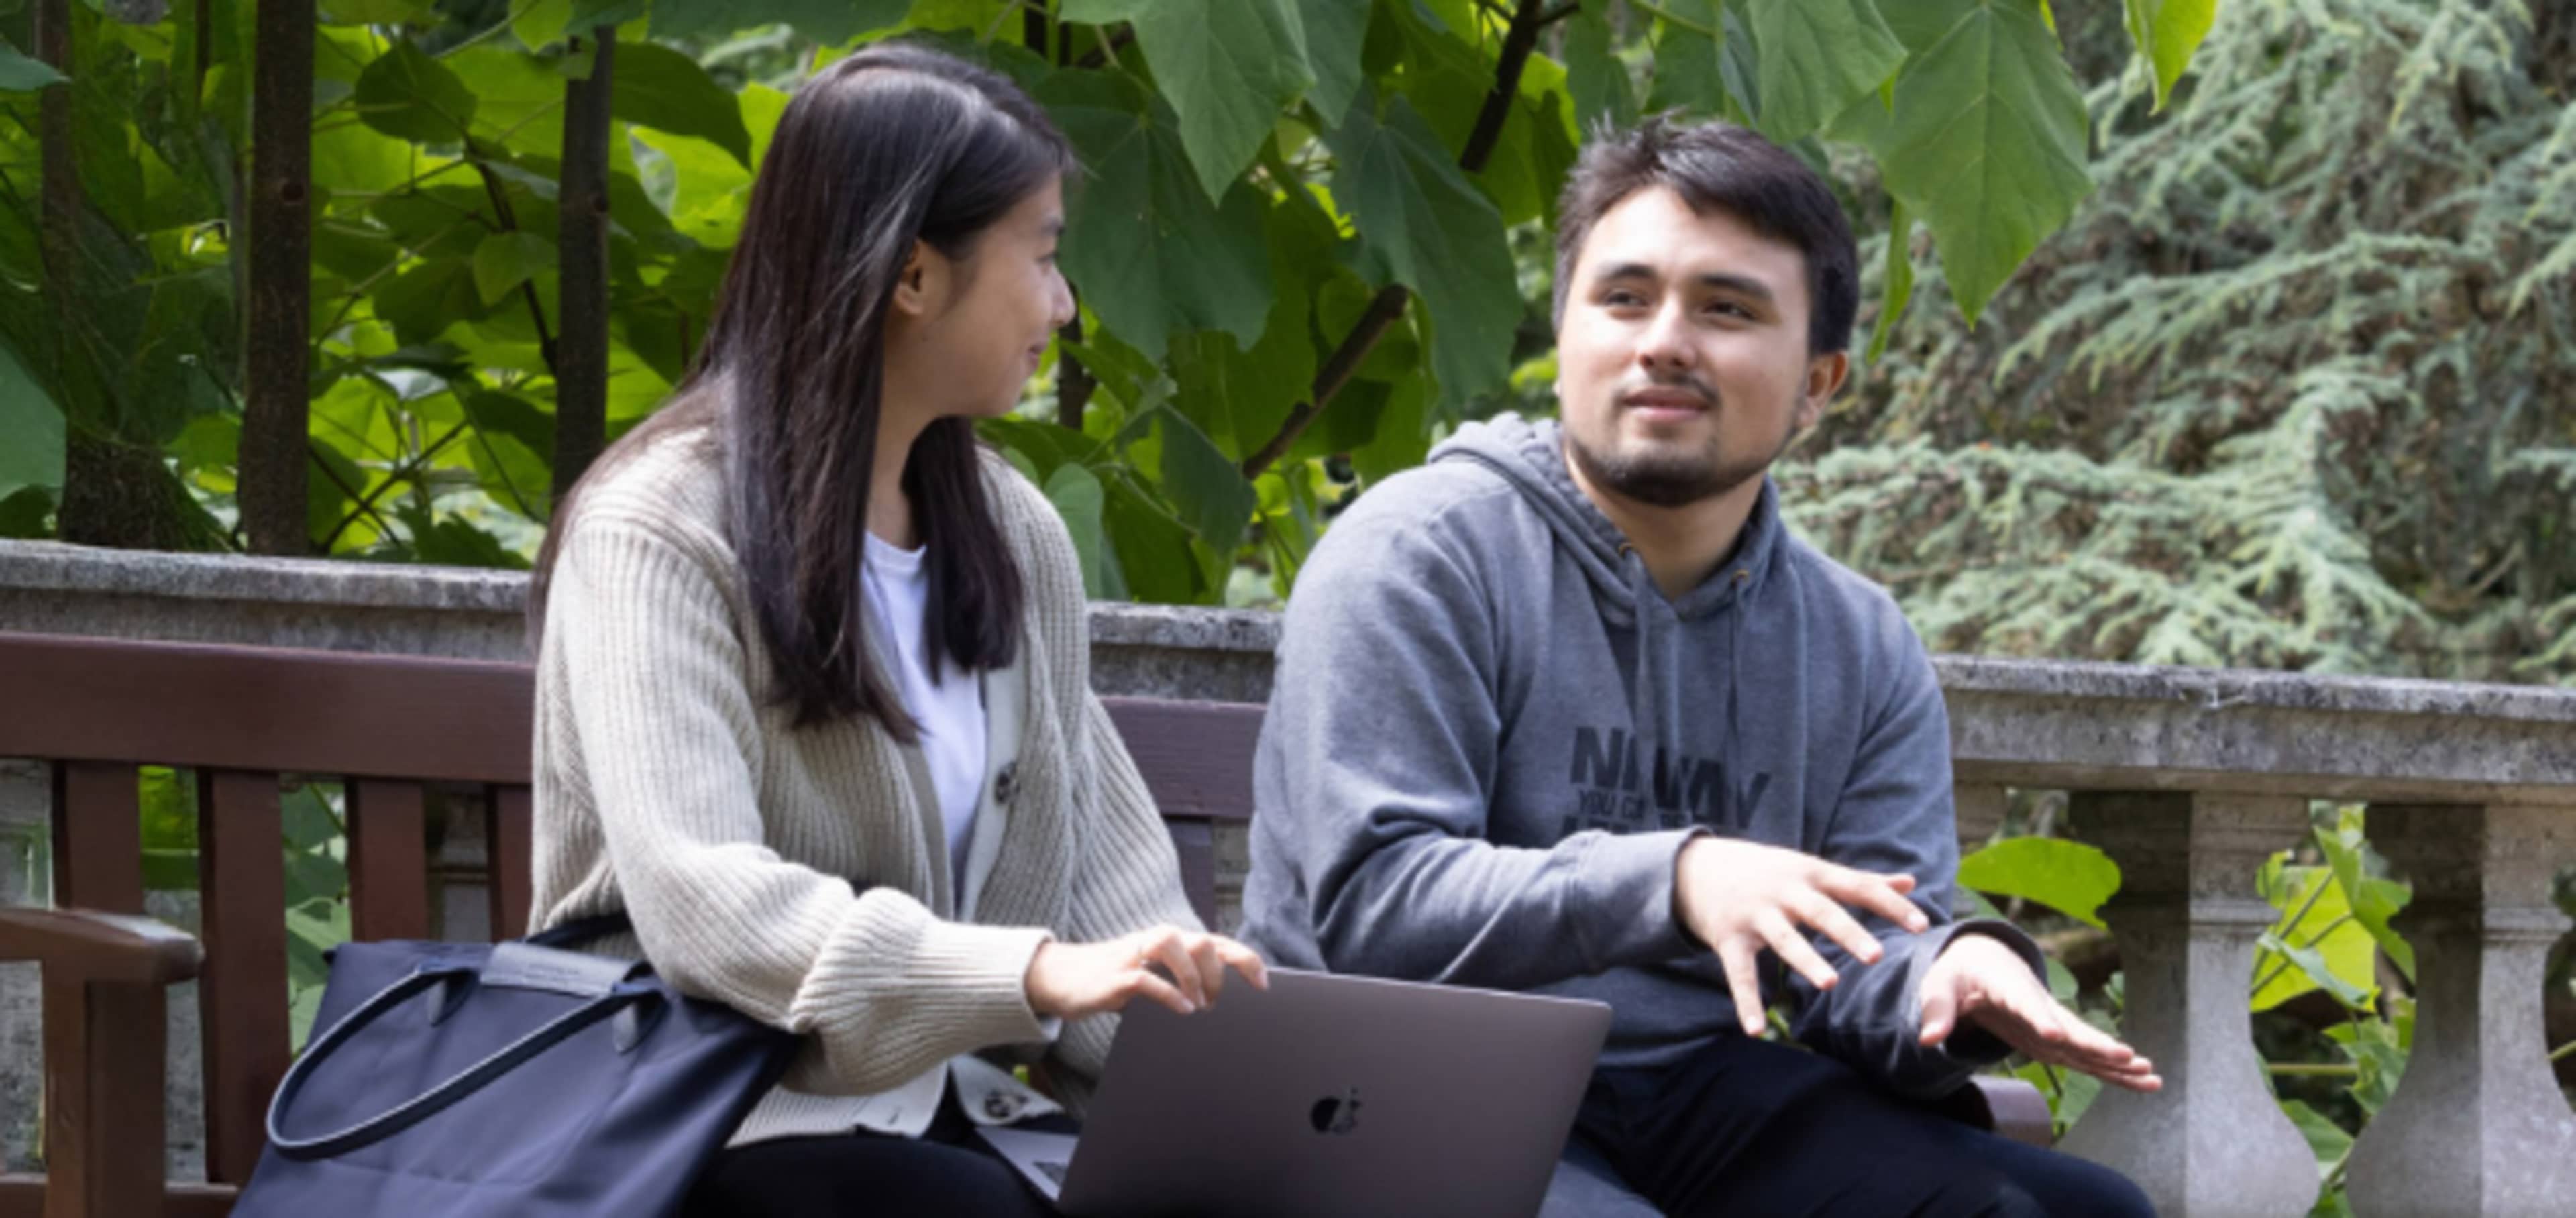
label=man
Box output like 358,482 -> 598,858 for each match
1239,118 -> 2159,1217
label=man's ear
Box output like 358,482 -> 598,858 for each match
1796,351 -> 1850,431
890,241 -> 946,319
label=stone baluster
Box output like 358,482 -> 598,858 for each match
2346,804 -> 2576,1217
2058,792 -> 2320,1217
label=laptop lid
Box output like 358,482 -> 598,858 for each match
1046,967 -> 1611,1218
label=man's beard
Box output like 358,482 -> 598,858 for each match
1563,408 -> 1788,508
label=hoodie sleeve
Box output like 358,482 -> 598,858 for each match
1782,611 -> 2045,1099
1257,503 -> 1705,990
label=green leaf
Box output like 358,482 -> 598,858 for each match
1868,0 -> 2092,327
281,785 -> 342,852
472,231 -> 559,306
0,343 -> 64,498
354,40 -> 479,145
1956,836 -> 2119,929
1646,5 -> 1727,118
612,40 -> 754,169
653,0 -> 913,45
1038,71 -> 1273,359
0,38 -> 67,91
1062,0 -> 1315,202
2314,808 -> 2413,981
1322,95 -> 1517,405
1744,0 -> 1906,144
2251,864 -> 2378,1012
1155,408 -> 1258,557
1299,0 -> 1371,127
373,258 -> 488,345
1868,200 -> 1916,364
1043,463 -> 1115,598
1102,474 -> 1210,604
2123,0 -> 2217,111
1562,5 -> 1636,129
2278,1100 -> 2354,1179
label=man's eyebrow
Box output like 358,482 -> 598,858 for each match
1695,272 -> 1775,302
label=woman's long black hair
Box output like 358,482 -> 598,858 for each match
530,42 -> 1075,736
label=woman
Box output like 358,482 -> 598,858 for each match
524,42 -> 1265,1216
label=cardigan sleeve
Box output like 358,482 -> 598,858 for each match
548,508 -> 1057,1095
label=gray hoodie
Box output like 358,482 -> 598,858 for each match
1238,414 -> 2042,1098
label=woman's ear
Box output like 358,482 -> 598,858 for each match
890,240 -> 948,319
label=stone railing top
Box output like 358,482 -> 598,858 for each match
0,539 -> 526,611
5,539 -> 2573,801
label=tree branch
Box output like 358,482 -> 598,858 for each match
468,158 -> 559,373
306,441 -> 394,547
553,27 -> 614,497
1240,0 -> 1552,480
319,420 -> 470,551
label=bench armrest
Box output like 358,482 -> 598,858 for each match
0,907 -> 203,985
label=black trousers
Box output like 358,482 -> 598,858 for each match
1542,1035 -> 2157,1218
682,1091 -> 1065,1217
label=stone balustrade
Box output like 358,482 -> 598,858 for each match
3,539 -> 2573,1215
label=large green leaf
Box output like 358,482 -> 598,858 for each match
2124,0 -> 2218,111
1743,0 -> 1906,144
1038,71 -> 1272,360
1042,462 -> 1116,599
354,40 -> 479,146
1646,4 -> 1727,119
447,45 -> 569,157
1299,0 -> 1371,127
2251,861 -> 2378,1012
0,38 -> 67,91
1870,0 -> 2092,327
0,344 -> 64,497
1322,95 -> 1516,404
1562,5 -> 1637,129
473,231 -> 559,306
1956,836 -> 2119,928
2314,807 -> 2414,981
1155,408 -> 1257,557
611,40 -> 753,169
1062,0 -> 1315,203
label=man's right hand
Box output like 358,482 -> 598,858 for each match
1672,836 -> 1930,1036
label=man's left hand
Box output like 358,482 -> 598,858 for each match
1918,934 -> 2163,1093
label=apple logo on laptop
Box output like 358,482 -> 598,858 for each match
1309,1088 -> 1362,1136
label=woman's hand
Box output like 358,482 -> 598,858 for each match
1024,926 -> 1271,1020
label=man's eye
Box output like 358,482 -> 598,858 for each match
1602,290 -> 1645,307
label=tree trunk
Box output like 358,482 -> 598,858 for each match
238,0 -> 315,555
553,30 -> 615,500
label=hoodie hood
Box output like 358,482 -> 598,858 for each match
1429,414 -> 1786,793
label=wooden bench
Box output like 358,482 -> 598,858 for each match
0,629 -> 2046,1217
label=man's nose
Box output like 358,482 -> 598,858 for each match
1635,302 -> 1695,372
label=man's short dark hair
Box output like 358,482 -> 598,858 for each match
1552,116 -> 1860,357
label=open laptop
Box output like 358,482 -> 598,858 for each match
977,967 -> 1611,1217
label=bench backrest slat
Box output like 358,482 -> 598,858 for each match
347,779 -> 432,944
489,785 -> 536,940
195,771 -> 290,1187
53,761 -> 144,914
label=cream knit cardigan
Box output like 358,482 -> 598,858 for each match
527,423 -> 1203,1146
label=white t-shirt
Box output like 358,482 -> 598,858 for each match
861,531 -> 987,884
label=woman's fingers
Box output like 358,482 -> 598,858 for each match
1215,936 -> 1271,990
1142,930 -> 1205,1011
1189,936 -> 1226,1003
1125,967 -> 1193,1017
